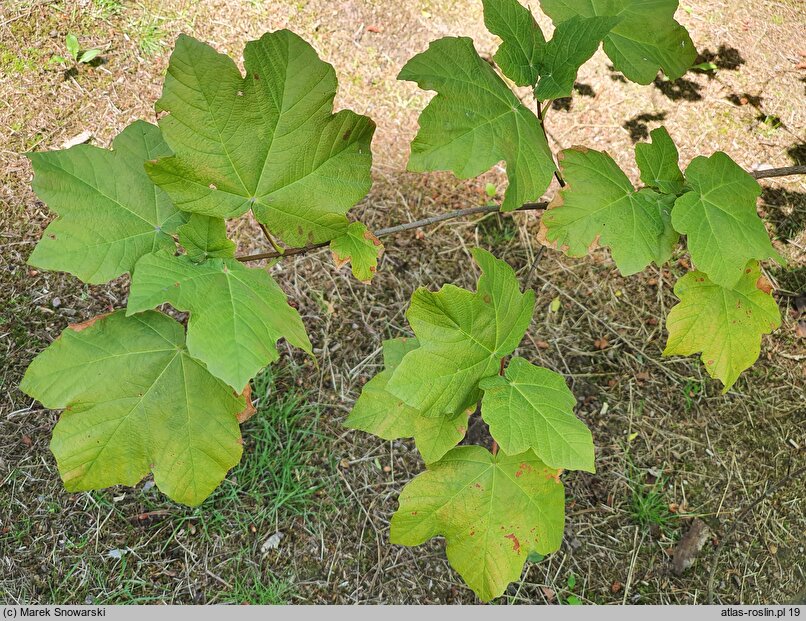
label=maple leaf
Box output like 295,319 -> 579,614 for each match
541,146 -> 678,275
330,222 -> 384,283
663,260 -> 781,391
345,337 -> 469,463
146,31 -> 375,248
399,37 -> 555,212
540,0 -> 696,84
671,152 -> 784,289
480,357 -> 594,472
20,311 -> 245,506
128,252 -> 311,391
386,248 -> 535,418
27,121 -> 185,284
391,446 -> 565,602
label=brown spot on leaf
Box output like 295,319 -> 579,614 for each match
253,73 -> 259,80
504,533 -> 521,554
755,275 -> 773,294
342,129 -> 352,141
483,294 -> 491,304
69,312 -> 112,332
236,384 -> 256,424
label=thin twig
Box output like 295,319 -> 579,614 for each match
750,165 -> 806,180
236,202 -> 547,262
235,164 -> 806,263
706,464 -> 806,604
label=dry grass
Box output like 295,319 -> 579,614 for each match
1,0 -> 804,606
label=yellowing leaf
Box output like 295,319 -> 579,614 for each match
20,311 -> 245,506
391,446 -> 565,602
330,222 -> 383,282
663,261 -> 781,391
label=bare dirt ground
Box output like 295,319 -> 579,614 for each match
1,0 -> 804,606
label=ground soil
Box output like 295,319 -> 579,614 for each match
1,0 -> 804,606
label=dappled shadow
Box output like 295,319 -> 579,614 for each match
693,45 -> 746,74
787,143 -> 806,166
623,112 -> 668,142
653,76 -> 703,101
726,92 -> 788,131
761,187 -> 806,241
606,64 -> 628,83
551,82 -> 595,112
727,93 -> 763,108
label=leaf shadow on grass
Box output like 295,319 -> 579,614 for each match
551,82 -> 596,112
761,187 -> 806,243
623,112 -> 668,142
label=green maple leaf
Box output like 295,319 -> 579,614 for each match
386,248 -> 535,418
27,121 -> 185,284
146,31 -> 375,247
178,213 -> 236,262
128,252 -> 312,391
391,446 -> 565,602
330,222 -> 384,283
345,337 -> 469,463
540,0 -> 696,84
542,146 -> 678,275
479,357 -> 594,472
20,311 -> 245,506
663,261 -> 781,392
671,152 -> 784,289
533,16 -> 620,100
635,126 -> 684,195
483,0 -> 616,99
398,37 -> 555,212
482,0 -> 546,87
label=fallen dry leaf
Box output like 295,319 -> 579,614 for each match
672,518 -> 711,575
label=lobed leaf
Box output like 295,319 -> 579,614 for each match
391,446 -> 565,602
635,126 -> 685,195
482,0 -> 546,87
178,213 -> 236,262
27,121 -> 186,284
533,15 -> 619,101
128,252 -> 311,391
330,221 -> 384,283
398,37 -> 555,212
663,261 -> 781,392
480,357 -> 594,472
541,146 -> 678,275
386,248 -> 535,418
20,311 -> 245,506
146,31 -> 375,248
671,152 -> 784,289
540,0 -> 696,84
345,337 -> 469,463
